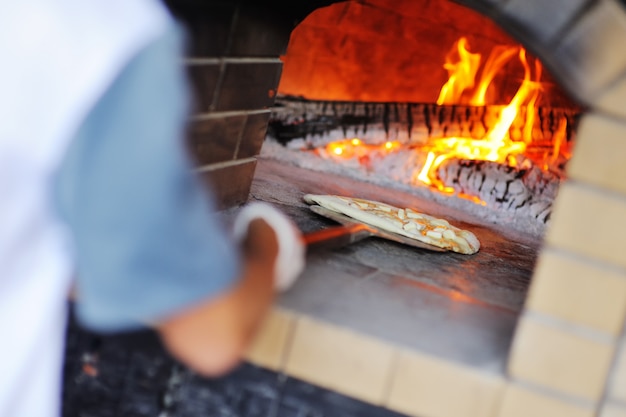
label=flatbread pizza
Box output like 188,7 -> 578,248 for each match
303,194 -> 480,254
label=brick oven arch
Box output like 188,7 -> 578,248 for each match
453,1 -> 626,415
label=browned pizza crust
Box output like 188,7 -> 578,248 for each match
303,194 -> 480,254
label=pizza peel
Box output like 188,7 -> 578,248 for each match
303,205 -> 447,252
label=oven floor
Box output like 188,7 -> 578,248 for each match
230,156 -> 541,373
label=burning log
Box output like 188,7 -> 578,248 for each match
307,139 -> 561,225
436,159 -> 559,224
268,95 -> 581,147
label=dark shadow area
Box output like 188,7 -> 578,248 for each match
62,305 -> 409,417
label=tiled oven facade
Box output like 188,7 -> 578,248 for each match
163,0 -> 335,209
164,1 -> 626,416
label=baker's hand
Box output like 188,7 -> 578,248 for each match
232,202 -> 306,292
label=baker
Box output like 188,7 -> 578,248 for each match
0,1 -> 305,416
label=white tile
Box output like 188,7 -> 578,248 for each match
497,383 -> 594,417
552,0 -> 626,102
527,250 -> 626,335
546,182 -> 626,270
245,308 -> 294,371
284,316 -> 395,405
600,401 -> 626,417
387,350 -> 504,417
609,342 -> 626,403
568,113 -> 626,195
508,316 -> 615,401
594,73 -> 626,119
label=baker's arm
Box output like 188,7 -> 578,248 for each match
54,22 -> 303,377
157,218 -> 278,376
158,201 -> 306,376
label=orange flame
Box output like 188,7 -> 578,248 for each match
319,37 -> 566,204
414,41 -> 544,195
470,44 -> 519,105
437,37 -> 480,105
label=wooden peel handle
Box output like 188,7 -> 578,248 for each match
303,223 -> 373,252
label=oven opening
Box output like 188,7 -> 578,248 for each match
245,0 -> 586,372
265,0 -> 583,238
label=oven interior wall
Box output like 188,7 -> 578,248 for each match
277,0 -> 577,109
162,1 -> 626,417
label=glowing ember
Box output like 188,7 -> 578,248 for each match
322,139 -> 401,163
319,36 -> 568,203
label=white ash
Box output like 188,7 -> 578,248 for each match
261,137 -> 561,237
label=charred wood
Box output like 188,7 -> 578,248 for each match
437,159 -> 560,224
268,95 -> 581,146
